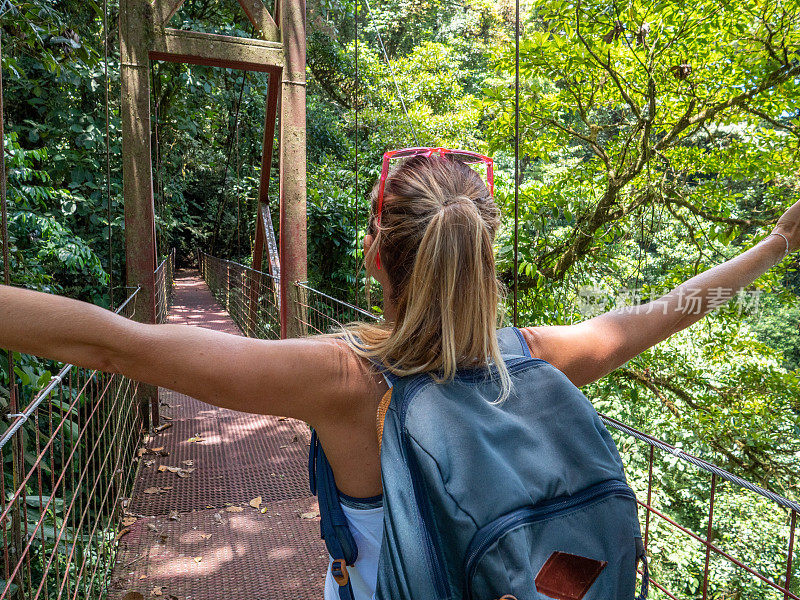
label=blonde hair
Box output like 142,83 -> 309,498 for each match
342,155 -> 511,401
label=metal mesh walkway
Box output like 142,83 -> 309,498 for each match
110,271 -> 327,599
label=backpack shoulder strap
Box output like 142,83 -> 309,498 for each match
376,388 -> 393,456
497,326 -> 532,358
308,431 -> 358,600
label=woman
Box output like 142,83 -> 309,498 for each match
1,150 -> 798,599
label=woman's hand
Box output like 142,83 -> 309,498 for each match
524,197 -> 800,388
773,197 -> 800,253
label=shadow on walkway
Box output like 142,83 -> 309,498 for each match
110,270 -> 327,599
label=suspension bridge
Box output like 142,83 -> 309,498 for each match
1,0 -> 799,598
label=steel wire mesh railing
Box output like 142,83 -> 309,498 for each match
154,250 -> 175,325
0,288 -> 144,600
197,251 -> 797,600
198,251 -> 281,340
294,281 -> 379,335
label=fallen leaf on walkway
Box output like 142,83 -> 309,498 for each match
167,466 -> 182,473
278,416 -> 289,421
150,586 -> 163,597
260,507 -> 269,514
122,517 -> 137,527
162,486 -> 173,490
168,510 -> 179,521
200,533 -> 212,540
193,556 -> 202,563
115,527 -> 131,540
162,415 -> 173,421
144,460 -> 155,468
186,435 -> 204,443
157,466 -> 168,473
182,460 -> 194,467
143,487 -> 162,494
140,447 -> 168,458
213,513 -> 223,523
249,496 -> 262,509
139,574 -> 147,579
225,506 -> 244,513
122,592 -> 145,600
154,423 -> 173,433
300,511 -> 320,520
147,524 -> 159,532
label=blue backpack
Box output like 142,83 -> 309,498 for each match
310,327 -> 648,600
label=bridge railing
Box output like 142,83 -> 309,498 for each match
1,288 -> 144,600
198,251 -> 281,340
154,250 -> 176,325
197,252 -> 798,600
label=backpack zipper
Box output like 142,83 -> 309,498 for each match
463,479 -> 636,598
403,429 -> 452,598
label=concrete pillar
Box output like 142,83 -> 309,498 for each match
278,0 -> 308,339
120,0 -> 158,427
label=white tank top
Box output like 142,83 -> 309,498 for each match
323,374 -> 391,600
323,496 -> 384,600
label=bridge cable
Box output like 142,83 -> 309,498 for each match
0,33 -> 17,416
354,1 -> 360,306
361,0 -> 419,146
0,35 -> 24,562
513,0 -> 520,326
103,0 -> 114,309
210,69 -> 248,255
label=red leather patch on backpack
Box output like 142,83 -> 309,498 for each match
534,551 -> 607,600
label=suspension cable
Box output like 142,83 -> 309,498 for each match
361,0 -> 419,146
513,0 -> 520,327
210,70 -> 248,254
235,118 -> 241,255
103,0 -> 113,309
354,1 -> 360,306
0,30 -> 20,434
0,34 -> 9,292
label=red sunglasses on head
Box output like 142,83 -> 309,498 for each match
374,147 -> 495,268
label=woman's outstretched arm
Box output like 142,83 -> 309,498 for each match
523,199 -> 800,387
0,286 -> 373,425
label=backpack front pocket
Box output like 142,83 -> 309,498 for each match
463,480 -> 642,600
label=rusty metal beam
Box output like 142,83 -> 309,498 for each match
248,70 -> 281,327
258,71 -> 281,278
261,202 -> 280,279
120,0 -> 158,427
150,28 -> 283,72
152,0 -> 186,25
237,0 -> 280,41
278,0 -> 307,339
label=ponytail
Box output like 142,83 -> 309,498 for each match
342,156 -> 511,402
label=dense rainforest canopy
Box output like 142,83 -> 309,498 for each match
1,0 -> 799,597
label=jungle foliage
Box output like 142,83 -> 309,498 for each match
1,0 -> 799,597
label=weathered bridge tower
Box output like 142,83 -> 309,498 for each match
119,0 -> 307,339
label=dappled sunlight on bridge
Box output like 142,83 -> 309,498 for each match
109,271 -> 327,599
